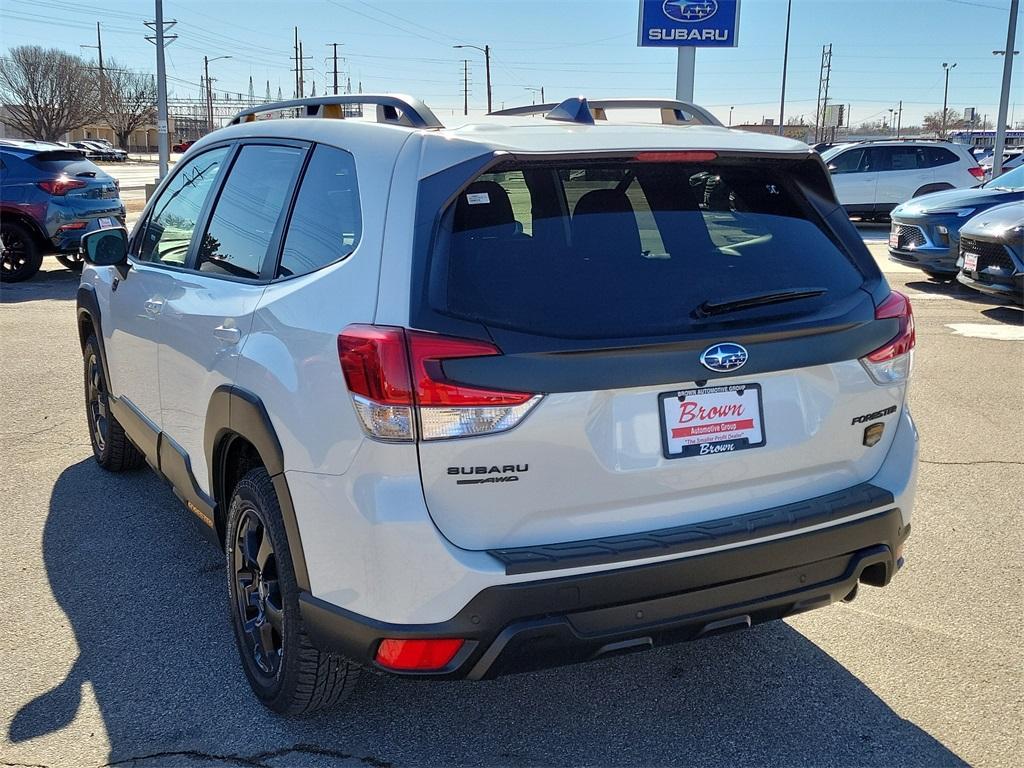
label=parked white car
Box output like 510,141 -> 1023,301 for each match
822,140 -> 983,219
76,94 -> 918,714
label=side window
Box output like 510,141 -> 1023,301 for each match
828,149 -> 865,174
196,144 -> 304,279
864,147 -> 892,173
888,147 -> 921,171
137,147 -> 229,266
926,147 -> 958,167
278,145 -> 362,279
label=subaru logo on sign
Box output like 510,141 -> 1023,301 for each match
663,0 -> 719,22
700,343 -> 748,373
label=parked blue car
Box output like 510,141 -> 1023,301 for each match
887,163 -> 1024,281
0,140 -> 125,282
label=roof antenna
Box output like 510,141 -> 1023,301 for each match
545,97 -> 595,125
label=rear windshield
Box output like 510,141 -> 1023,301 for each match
429,158 -> 865,339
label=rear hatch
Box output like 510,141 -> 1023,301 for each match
31,151 -> 121,213
406,151 -> 911,551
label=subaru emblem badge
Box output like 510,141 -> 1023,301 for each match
700,343 -> 748,373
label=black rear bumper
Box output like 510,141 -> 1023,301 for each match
301,499 -> 909,680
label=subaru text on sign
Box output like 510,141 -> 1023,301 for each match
638,0 -> 742,47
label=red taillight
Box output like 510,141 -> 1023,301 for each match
37,177 -> 88,196
861,291 -> 915,385
968,166 -> 985,179
375,638 -> 464,671
338,326 -> 541,441
338,326 -> 413,405
407,332 -> 532,406
633,151 -> 718,163
867,291 -> 916,362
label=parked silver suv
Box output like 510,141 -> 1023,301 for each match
77,95 -> 918,713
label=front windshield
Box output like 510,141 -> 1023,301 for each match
984,164 -> 1024,191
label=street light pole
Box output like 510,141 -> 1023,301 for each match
941,61 -> 957,138
204,54 -> 231,133
453,44 -> 492,113
729,106 -> 734,126
778,0 -> 792,135
992,0 -> 1020,177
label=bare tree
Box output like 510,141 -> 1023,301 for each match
103,60 -> 156,149
923,108 -> 965,136
0,46 -> 99,141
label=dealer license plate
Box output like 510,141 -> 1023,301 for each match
963,252 -> 979,272
659,383 -> 766,459
889,228 -> 899,248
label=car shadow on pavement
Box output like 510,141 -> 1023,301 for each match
981,306 -> 1024,325
904,278 -> 1007,306
11,459 -> 969,767
0,265 -> 79,304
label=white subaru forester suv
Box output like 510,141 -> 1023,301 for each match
77,95 -> 918,714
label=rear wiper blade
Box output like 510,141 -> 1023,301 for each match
694,288 -> 826,319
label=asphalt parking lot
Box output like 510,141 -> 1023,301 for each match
1,227 -> 1021,767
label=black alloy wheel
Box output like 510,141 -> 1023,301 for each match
232,504 -> 285,681
85,350 -> 109,454
0,221 -> 43,282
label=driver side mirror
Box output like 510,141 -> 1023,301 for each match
81,227 -> 129,272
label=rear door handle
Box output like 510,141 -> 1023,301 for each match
213,325 -> 241,344
144,299 -> 163,315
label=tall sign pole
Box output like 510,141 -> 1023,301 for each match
992,0 -> 1019,177
675,47 -> 696,101
638,1 -> 741,108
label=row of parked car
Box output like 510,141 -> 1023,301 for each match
816,139 -> 1022,305
68,138 -> 129,162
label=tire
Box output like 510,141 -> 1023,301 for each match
226,467 -> 359,714
83,335 -> 145,471
56,251 -> 85,272
0,220 -> 43,283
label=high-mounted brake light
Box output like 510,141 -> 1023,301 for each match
632,151 -> 718,163
38,177 -> 88,196
375,638 -> 465,671
338,326 -> 542,441
968,166 -> 985,179
861,291 -> 915,385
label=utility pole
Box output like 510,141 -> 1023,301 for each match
896,100 -> 903,138
328,42 -> 343,95
992,0 -> 1020,176
145,1 -> 176,180
814,44 -> 832,143
81,22 -> 105,106
941,62 -> 957,138
778,0 -> 792,135
461,59 -> 469,115
299,41 -> 305,97
294,27 -> 300,98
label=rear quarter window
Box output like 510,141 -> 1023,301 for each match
429,158 -> 866,339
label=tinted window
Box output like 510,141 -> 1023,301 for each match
925,147 -> 958,167
197,144 -> 304,279
882,147 -> 925,171
432,160 -> 865,339
278,145 -> 361,278
827,148 -> 865,173
138,147 -> 228,266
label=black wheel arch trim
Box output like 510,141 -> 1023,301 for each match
204,385 -> 309,590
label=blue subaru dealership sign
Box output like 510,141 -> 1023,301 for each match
638,0 -> 741,47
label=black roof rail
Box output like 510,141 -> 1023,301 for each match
228,94 -> 444,129
492,97 -> 723,127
